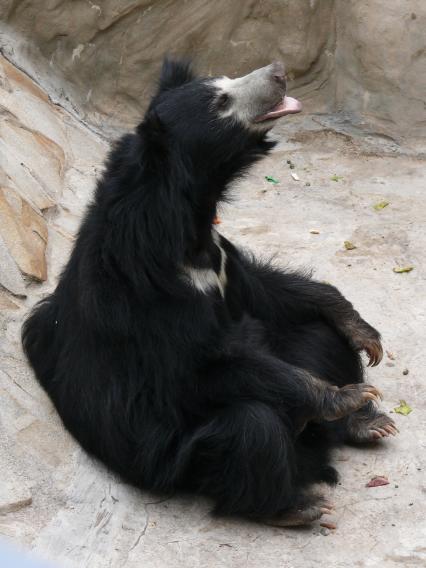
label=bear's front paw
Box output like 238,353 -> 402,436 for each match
343,317 -> 383,367
323,383 -> 383,421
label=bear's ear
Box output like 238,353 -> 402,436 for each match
158,57 -> 194,92
137,110 -> 168,157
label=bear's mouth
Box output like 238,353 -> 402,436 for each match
254,96 -> 302,123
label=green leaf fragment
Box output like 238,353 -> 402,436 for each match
374,200 -> 390,211
393,266 -> 414,273
344,241 -> 357,250
331,174 -> 343,182
393,400 -> 412,416
265,175 -> 279,184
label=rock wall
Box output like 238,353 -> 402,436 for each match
0,1 -> 425,135
0,54 -> 107,307
335,0 -> 426,138
1,0 -> 335,132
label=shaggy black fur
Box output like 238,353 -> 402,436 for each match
22,59 -> 385,523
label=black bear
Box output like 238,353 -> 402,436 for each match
22,59 -> 397,526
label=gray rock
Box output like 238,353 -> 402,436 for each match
335,0 -> 426,138
0,233 -> 27,296
0,481 -> 32,514
0,429 -> 32,515
0,1 -> 335,133
0,186 -> 48,282
1,1 -> 425,138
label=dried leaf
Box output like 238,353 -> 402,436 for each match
310,229 -> 320,234
394,400 -> 412,416
331,174 -> 343,182
344,241 -> 357,250
373,200 -> 390,211
393,266 -> 414,274
291,172 -> 300,181
366,476 -> 390,488
265,175 -> 279,184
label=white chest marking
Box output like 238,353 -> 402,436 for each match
183,231 -> 227,298
212,230 -> 227,295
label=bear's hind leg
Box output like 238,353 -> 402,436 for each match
179,401 -> 333,526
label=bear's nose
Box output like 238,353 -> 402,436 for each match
270,61 -> 286,87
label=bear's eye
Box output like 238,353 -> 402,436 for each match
217,93 -> 230,109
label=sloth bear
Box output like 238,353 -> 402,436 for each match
22,59 -> 397,526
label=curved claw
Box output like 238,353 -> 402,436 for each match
384,424 -> 398,436
369,424 -> 400,439
349,410 -> 399,443
366,340 -> 383,367
266,500 -> 334,527
378,428 -> 389,437
364,385 -> 383,400
369,429 -> 382,439
364,393 -> 380,407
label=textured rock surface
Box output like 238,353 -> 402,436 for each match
0,430 -> 32,515
0,56 -> 425,567
335,0 -> 426,139
0,54 -> 106,301
0,186 -> 48,282
1,1 -> 425,138
0,234 -> 27,296
0,1 -> 335,132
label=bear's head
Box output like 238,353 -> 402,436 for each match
103,59 -> 302,288
138,58 -> 301,193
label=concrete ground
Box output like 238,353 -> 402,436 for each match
0,62 -> 425,567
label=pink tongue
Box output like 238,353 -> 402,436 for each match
280,96 -> 302,114
255,96 -> 302,122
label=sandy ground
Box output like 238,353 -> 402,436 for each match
1,96 -> 425,567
